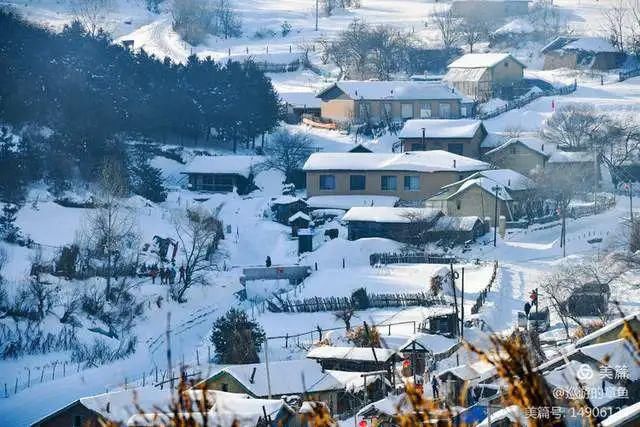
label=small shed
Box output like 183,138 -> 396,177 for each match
349,144 -> 373,153
342,207 -> 444,244
542,37 -> 625,71
421,312 -> 459,337
306,346 -> 399,383
270,196 -> 308,224
563,282 -> 610,317
182,155 -> 261,194
288,211 -> 312,237
438,360 -> 497,405
427,216 -> 487,244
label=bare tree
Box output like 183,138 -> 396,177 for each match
85,159 -> 137,298
602,0 -> 628,53
540,104 -> 607,150
400,210 -> 438,247
212,0 -> 242,39
72,0 -> 112,36
458,16 -> 489,53
432,9 -> 461,49
529,0 -> 564,41
532,165 -> 585,257
540,260 -> 619,338
334,307 -> 355,331
263,130 -> 313,184
171,207 -> 223,302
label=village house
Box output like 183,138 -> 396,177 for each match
303,151 -> 490,202
443,53 -> 526,101
182,155 -> 261,194
542,37 -> 625,71
31,387 -> 174,427
280,91 -> 322,123
451,0 -> 530,20
397,119 -> 487,158
316,80 -> 471,125
342,207 -> 487,244
197,358 -> 385,416
437,360 -> 497,405
306,346 -> 399,386
575,313 -> 640,348
483,136 -> 551,176
424,169 -> 535,222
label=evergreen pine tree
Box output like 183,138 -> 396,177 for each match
0,203 -> 21,243
130,149 -> 167,203
210,308 -> 265,364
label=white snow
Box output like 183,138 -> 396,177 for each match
447,53 -> 520,69
303,151 -> 490,173
307,346 -> 396,362
342,207 -> 441,223
183,155 -> 264,177
563,37 -> 619,53
601,401 -> 640,427
306,195 -> 399,209
444,169 -> 534,192
318,81 -> 463,101
398,119 -> 483,139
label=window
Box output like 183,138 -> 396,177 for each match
439,103 -> 452,119
319,175 -> 336,190
448,143 -> 464,155
202,175 -> 214,185
419,104 -> 432,119
222,383 -> 229,392
381,175 -> 397,191
461,106 -> 467,117
504,61 -> 509,67
350,175 -> 366,191
401,103 -> 414,119
383,103 -> 393,118
73,416 -> 84,427
456,199 -> 462,210
403,175 -> 420,191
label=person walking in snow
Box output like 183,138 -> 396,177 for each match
150,266 -> 158,284
265,256 -> 272,267
431,375 -> 440,399
169,267 -> 176,284
178,265 -> 185,283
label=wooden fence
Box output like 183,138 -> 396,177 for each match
369,252 -> 457,266
267,292 -> 450,313
477,81 -> 577,120
470,261 -> 499,315
619,67 -> 640,82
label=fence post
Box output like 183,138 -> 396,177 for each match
14,377 -> 18,394
143,373 -> 146,387
4,383 -> 7,398
52,362 -> 57,381
40,367 -> 45,383
196,348 -> 200,365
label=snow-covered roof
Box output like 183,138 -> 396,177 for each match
579,339 -> 640,381
66,387 -> 174,423
183,156 -> 263,178
443,169 -> 534,192
271,195 -> 305,205
494,18 -> 535,35
548,150 -> 593,163
385,332 -> 457,354
563,37 -> 618,53
307,195 -> 399,210
288,211 -> 311,223
442,177 -> 514,201
439,360 -> 496,381
576,313 -> 640,348
484,136 -> 555,157
207,392 -> 292,427
317,81 -> 463,101
398,119 -> 484,139
201,359 -> 345,397
279,91 -> 322,108
303,151 -> 490,173
307,346 -> 397,362
342,207 -> 442,223
477,405 -> 527,427
601,401 -> 640,427
544,360 -> 624,407
327,370 -> 389,392
448,53 -> 525,69
443,67 -> 489,83
430,215 -> 483,232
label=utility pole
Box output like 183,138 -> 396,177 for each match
315,0 -> 319,31
461,268 -> 465,340
264,338 -> 272,399
492,185 -> 500,247
421,127 -> 426,151
629,182 -> 634,223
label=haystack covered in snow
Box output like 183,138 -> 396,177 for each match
443,53 -> 525,101
316,80 -> 467,124
398,119 -> 487,159
182,155 -> 262,194
542,36 -> 625,71
303,151 -> 490,201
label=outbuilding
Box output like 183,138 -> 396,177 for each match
542,37 -> 625,71
182,155 -> 261,194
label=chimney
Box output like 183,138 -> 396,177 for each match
508,179 -> 511,187
453,159 -> 457,168
249,367 -> 257,384
106,402 -> 111,413
355,90 -> 358,97
541,143 -> 545,152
